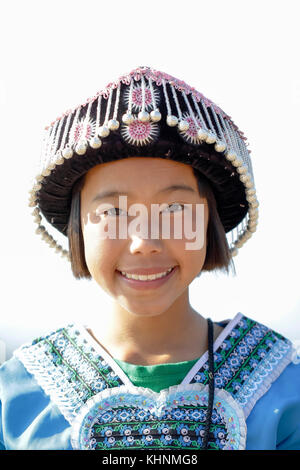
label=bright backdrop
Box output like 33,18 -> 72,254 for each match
0,0 -> 299,361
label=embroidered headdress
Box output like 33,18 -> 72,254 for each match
29,66 -> 259,261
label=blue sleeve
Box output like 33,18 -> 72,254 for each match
0,399 -> 6,450
246,361 -> 300,450
277,424 -> 300,450
276,362 -> 300,450
0,372 -> 5,450
0,356 -> 71,450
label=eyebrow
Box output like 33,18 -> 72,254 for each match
91,184 -> 197,203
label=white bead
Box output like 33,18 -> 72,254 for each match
178,120 -> 189,132
225,151 -> 237,161
245,180 -> 254,189
98,126 -> 110,138
42,168 -> 51,176
62,250 -> 70,260
238,233 -> 249,244
55,151 -> 65,165
75,140 -> 87,155
62,147 -> 73,159
122,113 -> 134,125
248,220 -> 258,228
246,188 -> 256,196
35,225 -> 45,234
249,206 -> 258,213
231,158 -> 243,167
240,174 -> 251,184
230,247 -> 238,257
249,215 -> 259,224
167,115 -> 178,127
108,119 -> 120,130
246,194 -> 256,203
214,140 -> 226,152
41,231 -> 49,241
89,136 -> 102,149
138,111 -> 150,122
237,165 -> 247,174
197,128 -> 208,140
34,215 -> 42,223
150,109 -> 161,122
249,213 -> 258,221
32,208 -> 40,216
205,132 -> 216,144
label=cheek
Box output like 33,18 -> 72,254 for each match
82,219 -> 121,277
178,242 -> 207,278
168,211 -> 207,277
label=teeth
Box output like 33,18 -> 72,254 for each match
121,267 -> 173,281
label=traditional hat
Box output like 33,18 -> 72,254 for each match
29,66 -> 259,261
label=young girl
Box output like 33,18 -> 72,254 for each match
0,66 -> 299,451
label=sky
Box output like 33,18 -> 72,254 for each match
0,0 -> 299,362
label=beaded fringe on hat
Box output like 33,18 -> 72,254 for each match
28,67 -> 259,261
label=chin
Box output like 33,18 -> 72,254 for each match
119,302 -> 171,318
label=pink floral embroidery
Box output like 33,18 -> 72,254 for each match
121,118 -> 159,146
123,84 -> 159,111
43,67 -> 250,160
132,86 -> 152,109
178,113 -> 205,145
70,118 -> 96,143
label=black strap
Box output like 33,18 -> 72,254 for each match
202,318 -> 215,450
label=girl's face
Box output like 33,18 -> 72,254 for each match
80,157 -> 209,318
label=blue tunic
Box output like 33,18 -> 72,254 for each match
0,313 -> 299,450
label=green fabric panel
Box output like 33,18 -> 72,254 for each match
114,357 -> 200,393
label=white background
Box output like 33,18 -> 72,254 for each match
0,0 -> 299,362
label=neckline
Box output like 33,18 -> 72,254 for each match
114,356 -> 200,367
75,312 -> 243,388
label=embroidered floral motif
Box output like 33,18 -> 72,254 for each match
189,315 -> 293,418
69,118 -> 96,143
120,118 -> 159,146
70,385 -> 246,450
177,112 -> 205,145
123,83 -> 160,112
14,313 -> 293,449
14,325 -> 124,423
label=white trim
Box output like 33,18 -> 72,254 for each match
14,340 -> 82,425
75,324 -> 133,388
70,383 -> 247,451
238,339 -> 293,419
182,312 -> 243,385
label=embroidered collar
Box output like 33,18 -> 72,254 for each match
14,313 -> 293,426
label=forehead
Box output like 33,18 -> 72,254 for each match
83,157 -> 197,190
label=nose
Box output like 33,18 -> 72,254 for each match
127,210 -> 164,254
129,234 -> 163,254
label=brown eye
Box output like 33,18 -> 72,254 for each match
102,208 -> 126,217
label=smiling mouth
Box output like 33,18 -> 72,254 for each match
117,266 -> 176,281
